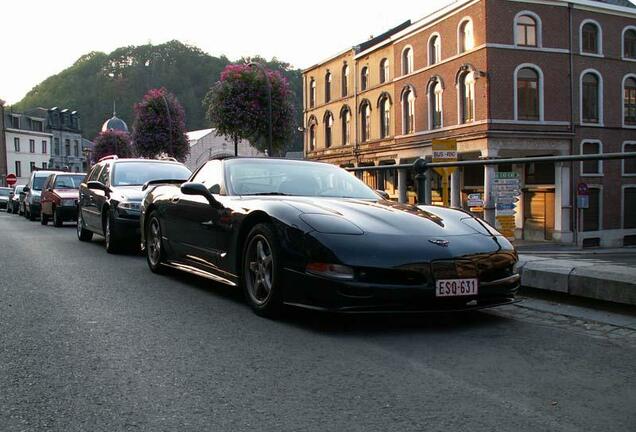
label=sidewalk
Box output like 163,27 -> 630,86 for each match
516,247 -> 636,306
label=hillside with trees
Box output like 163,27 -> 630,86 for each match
12,41 -> 303,151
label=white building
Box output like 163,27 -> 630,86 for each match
185,129 -> 264,171
3,111 -> 52,185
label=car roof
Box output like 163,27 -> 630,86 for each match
108,158 -> 183,165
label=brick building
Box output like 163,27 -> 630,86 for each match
303,0 -> 636,246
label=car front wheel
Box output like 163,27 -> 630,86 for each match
104,212 -> 122,254
53,208 -> 63,227
242,223 -> 283,318
146,213 -> 167,273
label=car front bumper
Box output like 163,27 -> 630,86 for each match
281,268 -> 519,313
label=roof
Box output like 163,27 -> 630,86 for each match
187,128 -> 214,142
353,20 -> 412,54
101,115 -> 128,133
595,0 -> 636,8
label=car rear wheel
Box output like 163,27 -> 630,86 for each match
77,210 -> 93,242
146,214 -> 167,273
53,208 -> 63,227
242,223 -> 283,318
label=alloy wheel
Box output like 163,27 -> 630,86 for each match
148,218 -> 162,267
245,235 -> 274,306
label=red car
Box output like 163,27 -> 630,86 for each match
41,172 -> 86,226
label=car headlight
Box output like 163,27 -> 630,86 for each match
117,201 -> 141,213
306,262 -> 355,280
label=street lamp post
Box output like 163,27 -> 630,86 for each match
248,62 -> 273,157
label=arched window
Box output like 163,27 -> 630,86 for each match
516,14 -> 539,47
516,67 -> 541,121
429,34 -> 441,65
360,101 -> 371,142
625,77 -> 636,126
325,72 -> 332,103
341,106 -> 351,145
361,66 -> 369,91
624,28 -> 636,59
402,47 -> 413,75
458,19 -> 474,53
342,64 -> 349,97
429,79 -> 443,129
581,21 -> 602,55
459,71 -> 475,123
402,87 -> 415,134
309,78 -> 316,108
581,71 -> 601,124
324,112 -> 334,148
379,95 -> 391,138
379,58 -> 389,83
307,117 -> 317,151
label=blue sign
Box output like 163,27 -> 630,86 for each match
496,203 -> 516,210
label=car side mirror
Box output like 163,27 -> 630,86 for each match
87,181 -> 111,194
181,182 -> 221,207
376,190 -> 390,200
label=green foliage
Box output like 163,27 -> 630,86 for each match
12,41 -> 303,151
93,130 -> 133,161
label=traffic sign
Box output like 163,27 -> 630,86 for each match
495,209 -> 516,216
6,174 -> 16,186
496,197 -> 519,205
577,183 -> 589,196
496,172 -> 519,179
496,203 -> 516,210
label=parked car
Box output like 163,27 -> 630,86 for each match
7,185 -> 25,213
0,187 -> 11,211
140,158 -> 520,318
23,170 -> 61,221
17,186 -> 28,215
77,156 -> 192,253
40,173 -> 86,226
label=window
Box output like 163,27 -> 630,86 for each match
54,138 -> 60,156
360,101 -> 371,142
14,137 -> 20,152
42,140 -> 47,154
429,34 -> 441,65
581,72 -> 601,124
361,67 -> 369,91
625,28 -> 636,59
430,80 -> 443,129
30,162 -> 36,173
581,141 -> 602,175
74,140 -> 80,157
308,118 -> 317,151
459,71 -> 475,123
379,59 -> 389,84
11,116 -> 19,128
581,21 -> 601,55
516,14 -> 538,47
624,142 -> 636,175
379,95 -> 391,138
324,112 -> 333,148
458,19 -> 474,53
402,87 -> 415,134
42,162 -> 47,169
15,161 -> 21,178
32,120 -> 43,132
192,160 -> 223,190
625,77 -> 636,126
342,64 -> 349,97
309,78 -> 316,108
65,139 -> 71,156
402,47 -> 413,75
325,72 -> 331,103
625,187 -> 636,229
583,188 -> 601,231
341,107 -> 351,146
516,67 -> 540,121
29,139 -> 35,153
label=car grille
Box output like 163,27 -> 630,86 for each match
432,253 -> 516,282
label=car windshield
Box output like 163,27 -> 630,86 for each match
32,176 -> 48,191
0,189 -> 10,196
226,159 -> 379,199
111,162 -> 191,186
54,175 -> 85,189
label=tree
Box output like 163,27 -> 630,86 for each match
203,63 -> 296,156
132,87 -> 190,161
93,130 -> 133,161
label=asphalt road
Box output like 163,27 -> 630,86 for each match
1,212 -> 635,432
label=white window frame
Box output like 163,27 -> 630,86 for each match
324,112 -> 333,148
621,26 -> 636,61
380,58 -> 390,83
342,64 -> 349,97
622,74 -> 636,129
401,86 -> 416,135
401,45 -> 414,76
579,69 -> 604,127
309,78 -> 316,108
427,32 -> 442,66
457,71 -> 476,124
579,19 -> 603,57
513,63 -> 544,122
341,107 -> 351,146
623,141 -> 636,176
622,184 -> 636,229
428,78 -> 444,130
457,17 -> 474,54
514,11 -> 542,48
580,139 -> 603,177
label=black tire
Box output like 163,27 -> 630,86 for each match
104,211 -> 122,254
145,213 -> 167,274
76,209 -> 93,241
28,206 -> 36,221
242,223 -> 283,318
41,212 -> 49,225
53,208 -> 63,227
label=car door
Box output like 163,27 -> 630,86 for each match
81,163 -> 105,231
41,174 -> 55,216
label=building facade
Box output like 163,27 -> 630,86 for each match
185,129 -> 264,172
303,0 -> 636,247
3,110 -> 52,185
0,99 -> 6,186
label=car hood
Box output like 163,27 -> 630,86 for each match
111,186 -> 145,202
53,189 -> 79,199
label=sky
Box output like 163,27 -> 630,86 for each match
0,0 -> 453,104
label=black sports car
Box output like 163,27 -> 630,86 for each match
140,157 -> 519,317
